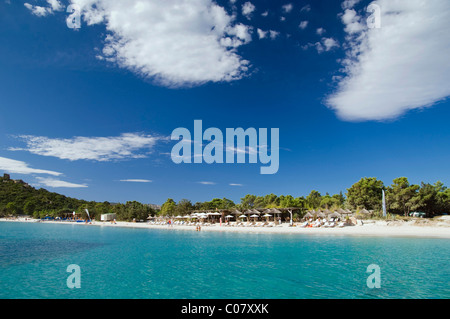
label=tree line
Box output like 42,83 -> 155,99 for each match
161,177 -> 450,218
1,173 -> 449,221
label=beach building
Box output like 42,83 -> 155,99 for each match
101,213 -> 117,221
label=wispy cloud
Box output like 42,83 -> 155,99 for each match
242,2 -> 256,19
0,156 -> 61,176
24,0 -> 63,17
299,21 -> 308,30
10,133 -> 162,162
300,4 -> 311,12
198,181 -> 216,185
282,4 -> 293,14
327,0 -> 450,121
229,183 -> 243,186
316,27 -> 326,35
119,179 -> 152,183
36,177 -> 88,188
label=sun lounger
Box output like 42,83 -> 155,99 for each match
299,221 -> 308,227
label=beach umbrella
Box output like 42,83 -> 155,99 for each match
270,208 -> 282,224
303,212 -> 314,220
263,213 -> 272,217
245,209 -> 254,215
231,209 -> 242,215
271,208 -> 282,215
328,212 -> 341,219
251,209 -> 261,215
225,215 -> 234,218
317,211 -> 326,218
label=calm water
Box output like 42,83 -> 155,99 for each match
0,222 -> 449,299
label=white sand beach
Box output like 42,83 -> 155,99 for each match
2,216 -> 450,239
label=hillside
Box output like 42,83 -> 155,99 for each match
0,173 -> 89,217
0,173 -> 157,221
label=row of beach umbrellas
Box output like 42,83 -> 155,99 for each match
169,208 -> 284,221
159,207 -> 363,221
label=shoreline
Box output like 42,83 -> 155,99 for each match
1,217 -> 450,239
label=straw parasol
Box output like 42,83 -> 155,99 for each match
317,211 -> 326,218
359,209 -> 371,215
303,212 -> 314,220
328,211 -> 341,219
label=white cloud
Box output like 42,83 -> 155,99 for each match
299,21 -> 309,30
46,0 -> 63,11
24,3 -> 52,17
229,183 -> 243,186
24,0 -> 63,17
340,9 -> 364,34
242,1 -> 256,19
119,179 -> 152,183
257,29 -> 267,39
60,0 -> 252,87
0,156 -> 61,176
311,37 -> 339,53
269,30 -> 280,40
198,181 -> 216,185
322,37 -> 340,51
261,11 -> 268,17
316,27 -> 326,35
282,3 -> 293,14
36,177 -> 88,188
341,0 -> 361,10
10,133 -> 162,162
327,0 -> 450,121
300,4 -> 311,12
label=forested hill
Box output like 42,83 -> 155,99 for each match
0,174 -> 89,217
0,174 -> 157,221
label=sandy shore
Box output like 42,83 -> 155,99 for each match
2,217 -> 450,239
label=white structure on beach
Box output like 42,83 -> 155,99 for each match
101,213 -> 116,221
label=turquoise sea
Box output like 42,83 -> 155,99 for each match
0,222 -> 449,299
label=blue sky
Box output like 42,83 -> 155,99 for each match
1,0 -> 450,205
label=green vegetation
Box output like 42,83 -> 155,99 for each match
0,174 -> 156,221
162,177 -> 450,218
1,173 -> 449,221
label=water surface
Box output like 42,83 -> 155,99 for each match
0,222 -> 448,299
